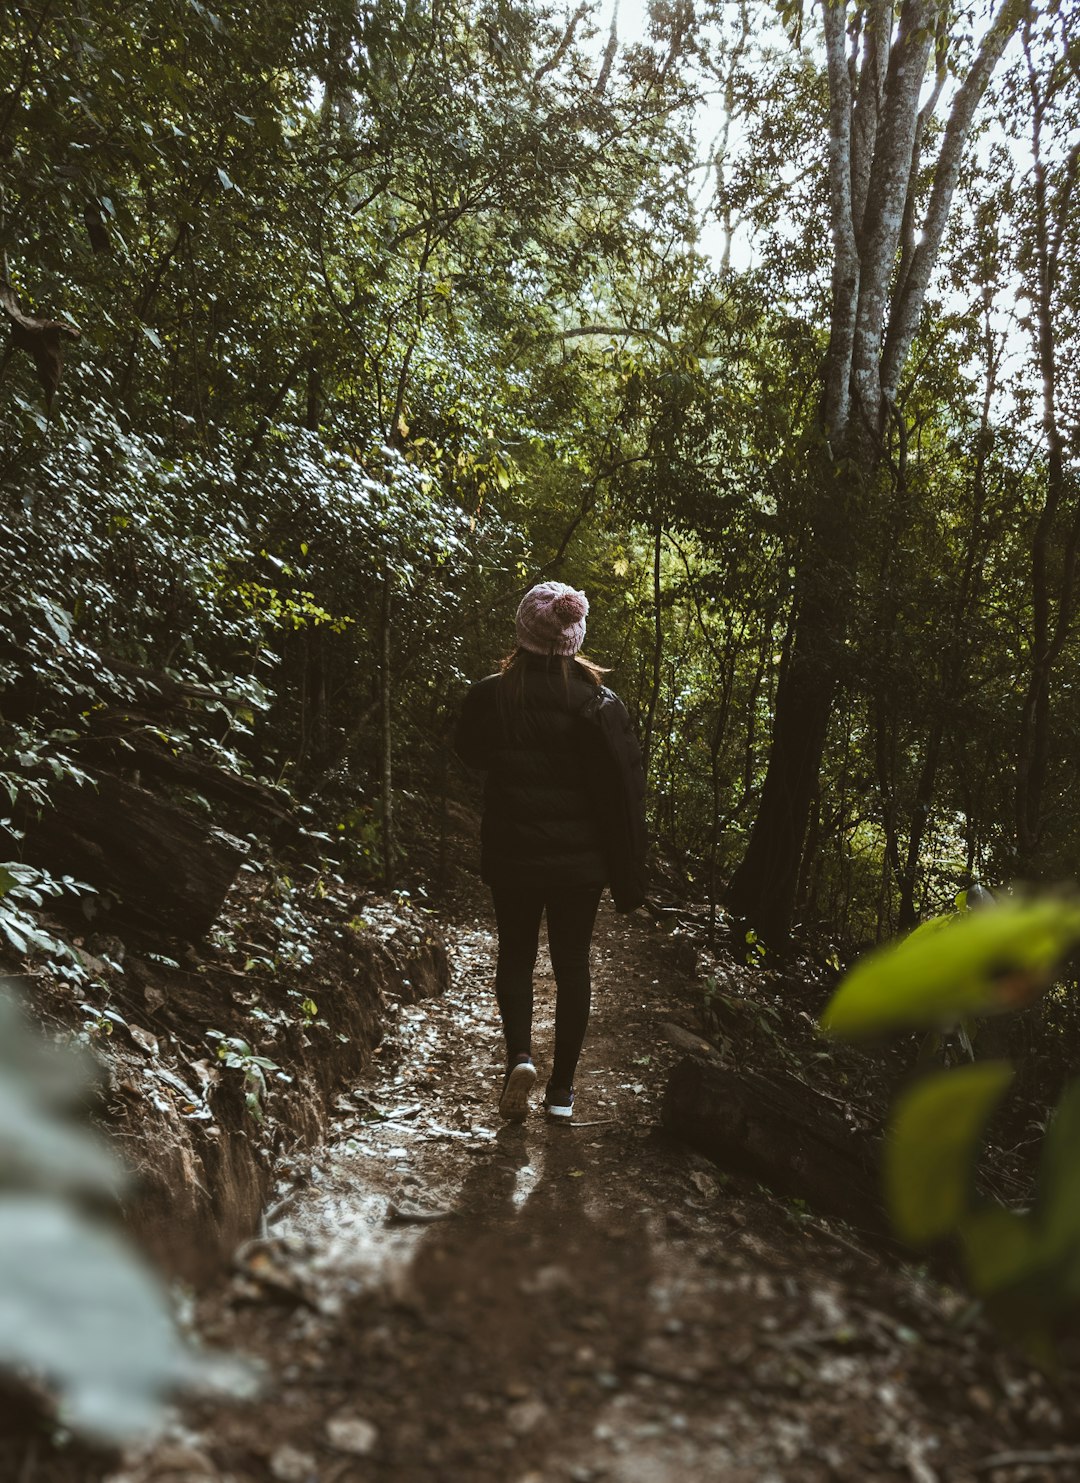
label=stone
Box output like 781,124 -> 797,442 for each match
269,1445 -> 316,1482
506,1398 -> 548,1435
325,1413 -> 380,1456
519,1263 -> 572,1296
141,1442 -> 218,1480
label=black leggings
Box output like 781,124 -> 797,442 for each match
491,882 -> 603,1089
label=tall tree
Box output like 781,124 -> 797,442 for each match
1010,2 -> 1080,871
727,0 -> 1023,941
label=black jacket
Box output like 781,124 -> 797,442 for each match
578,685 -> 649,912
454,655 -> 648,910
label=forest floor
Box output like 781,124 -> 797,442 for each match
102,880 -> 1080,1483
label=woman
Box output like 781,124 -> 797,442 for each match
454,581 -> 647,1124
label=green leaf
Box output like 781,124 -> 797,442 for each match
1036,1080 -> 1080,1274
821,897 -> 1080,1038
959,1205 -> 1041,1294
885,1062 -> 1014,1246
959,1206 -> 1057,1364
0,914 -> 27,954
0,868 -> 16,900
0,1061 -> 119,1196
0,1196 -> 192,1442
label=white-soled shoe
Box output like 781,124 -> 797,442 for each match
498,1056 -> 536,1123
543,1085 -> 575,1123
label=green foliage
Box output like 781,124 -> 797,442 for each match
0,863 -> 95,980
821,896 -> 1080,1038
886,1062 -> 1014,1245
0,0 -> 1075,963
956,1083 -> 1080,1360
0,980 -> 240,1440
823,892 -> 1080,1358
3,0 -> 686,896
743,928 -> 767,967
206,1029 -> 290,1122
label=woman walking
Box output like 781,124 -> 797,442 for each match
454,581 -> 647,1124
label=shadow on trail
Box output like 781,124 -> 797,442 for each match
334,1119 -> 654,1482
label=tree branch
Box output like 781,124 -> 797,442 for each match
849,0 -> 892,238
821,0 -> 859,443
534,3 -> 589,83
881,0 -> 1024,403
848,0 -> 936,445
557,323 -> 681,352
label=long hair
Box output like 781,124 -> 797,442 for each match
497,648 -> 609,729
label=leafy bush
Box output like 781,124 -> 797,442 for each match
0,863 -> 94,976
821,893 -> 1080,1360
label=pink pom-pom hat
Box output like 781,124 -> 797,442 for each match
515,581 -> 589,657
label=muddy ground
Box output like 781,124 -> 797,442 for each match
98,888 -> 1080,1483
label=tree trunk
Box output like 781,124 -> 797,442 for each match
641,522 -> 663,774
1014,26 -> 1080,870
379,570 -> 395,888
727,0 -> 1019,942
727,464 -> 857,940
662,1055 -> 888,1240
725,625 -> 836,940
896,730 -> 942,927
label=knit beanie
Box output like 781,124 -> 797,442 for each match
515,581 -> 589,657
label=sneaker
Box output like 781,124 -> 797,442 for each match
544,1085 -> 575,1123
498,1054 -> 536,1123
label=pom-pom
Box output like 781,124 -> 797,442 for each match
553,591 -> 588,622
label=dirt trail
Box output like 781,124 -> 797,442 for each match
114,901 -> 1075,1483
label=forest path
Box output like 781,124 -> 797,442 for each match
124,901 -> 1070,1483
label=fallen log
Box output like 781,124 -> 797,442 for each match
661,1054 -> 888,1238
20,771 -> 247,942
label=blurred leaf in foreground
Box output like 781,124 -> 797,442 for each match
0,979 -> 249,1443
0,1197 -> 199,1441
820,895 -> 1080,1039
885,1062 -> 1014,1245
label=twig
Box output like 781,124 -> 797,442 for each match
622,1359 -> 725,1394
386,1201 -> 450,1224
804,1218 -> 876,1264
263,1191 -> 300,1227
802,1210 -> 908,1265
975,1449 -> 1080,1473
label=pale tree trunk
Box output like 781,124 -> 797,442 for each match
728,0 -> 1022,942
708,2 -> 753,279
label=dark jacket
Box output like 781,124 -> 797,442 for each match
454,654 -> 648,910
578,685 -> 649,912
